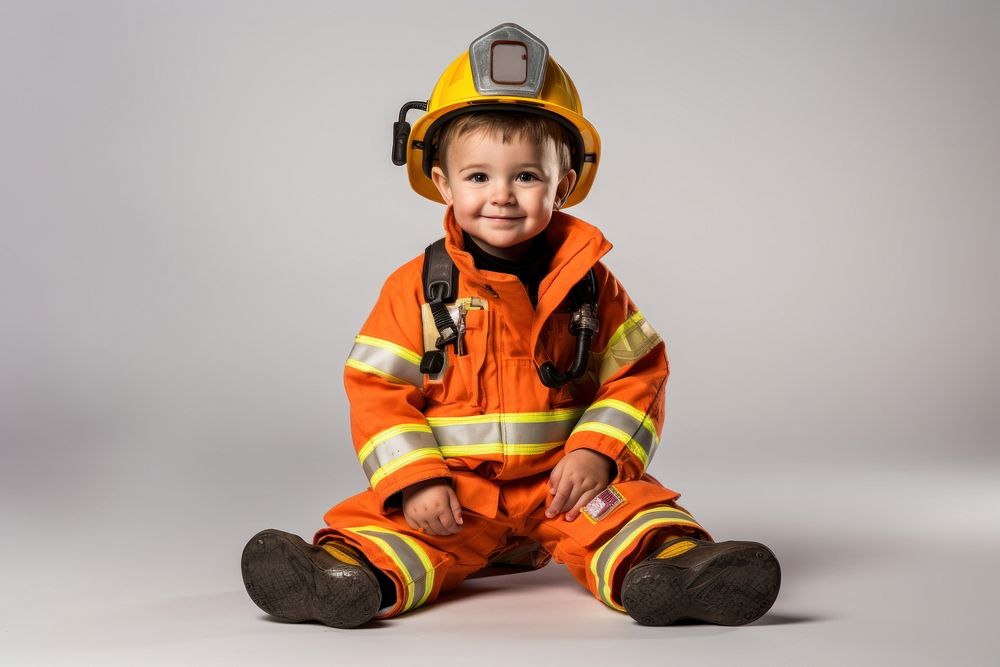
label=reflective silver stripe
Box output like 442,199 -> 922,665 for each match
429,418 -> 578,448
425,409 -> 585,453
572,421 -> 649,468
597,312 -> 662,385
504,419 -> 579,445
360,409 -> 588,487
591,507 -> 703,609
574,404 -> 658,462
346,336 -> 423,386
347,527 -> 435,613
429,420 -> 500,447
359,429 -> 440,480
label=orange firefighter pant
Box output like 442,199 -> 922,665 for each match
314,473 -> 709,617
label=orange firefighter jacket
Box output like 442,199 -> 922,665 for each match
344,207 -> 668,518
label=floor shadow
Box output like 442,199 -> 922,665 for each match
628,610 -> 827,628
752,612 -> 828,626
431,582 -> 507,604
259,614 -> 389,629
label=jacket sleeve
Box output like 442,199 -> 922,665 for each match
563,264 -> 668,482
344,259 -> 450,512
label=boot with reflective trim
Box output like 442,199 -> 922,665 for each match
241,529 -> 381,629
621,537 -> 780,626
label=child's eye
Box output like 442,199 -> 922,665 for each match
516,172 -> 538,182
469,173 -> 488,183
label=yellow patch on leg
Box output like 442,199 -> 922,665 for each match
321,542 -> 364,567
655,539 -> 699,560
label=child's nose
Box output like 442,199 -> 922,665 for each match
490,182 -> 515,206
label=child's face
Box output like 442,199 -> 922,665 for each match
431,129 -> 577,259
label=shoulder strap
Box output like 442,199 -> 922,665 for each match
421,238 -> 458,302
420,238 -> 459,374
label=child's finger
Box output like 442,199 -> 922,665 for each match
547,477 -> 576,517
546,483 -> 568,517
439,498 -> 462,533
565,488 -> 601,522
548,459 -> 564,494
438,510 -> 458,534
426,515 -> 448,536
447,487 -> 464,526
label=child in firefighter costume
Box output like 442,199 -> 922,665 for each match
241,23 -> 780,628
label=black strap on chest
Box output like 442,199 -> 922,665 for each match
419,239 -> 458,374
419,237 -> 599,388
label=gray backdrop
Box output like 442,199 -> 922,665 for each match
2,2 -> 998,665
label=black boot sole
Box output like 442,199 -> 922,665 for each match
241,529 -> 381,629
621,540 -> 781,626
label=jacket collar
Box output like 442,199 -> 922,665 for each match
442,206 -> 613,352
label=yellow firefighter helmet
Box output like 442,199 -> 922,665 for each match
391,23 -> 601,208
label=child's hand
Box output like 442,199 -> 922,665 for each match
546,448 -> 613,522
401,478 -> 464,536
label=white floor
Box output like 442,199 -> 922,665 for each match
4,461 -> 998,667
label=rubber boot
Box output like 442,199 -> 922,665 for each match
241,529 -> 381,628
621,537 -> 781,626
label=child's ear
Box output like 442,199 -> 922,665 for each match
554,169 -> 577,209
431,166 -> 453,205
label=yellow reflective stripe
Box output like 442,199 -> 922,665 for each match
605,311 -> 646,351
572,422 -> 649,468
588,398 -> 657,439
438,441 -> 564,458
369,448 -> 444,488
573,399 -> 659,465
426,408 -> 586,458
343,526 -> 435,612
346,358 -> 409,384
590,507 -> 702,610
359,409 -> 590,487
424,414 -> 499,427
504,407 -> 587,423
359,429 -> 439,481
437,445 -> 501,457
354,335 -> 423,365
503,441 -> 565,455
343,530 -> 415,609
425,407 -> 585,427
347,335 -> 423,386
598,311 -> 662,385
357,424 -> 434,463
388,532 -> 435,610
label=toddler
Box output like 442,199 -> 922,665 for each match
241,23 -> 780,628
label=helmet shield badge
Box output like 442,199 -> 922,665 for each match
469,23 -> 548,98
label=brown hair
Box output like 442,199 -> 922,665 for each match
434,112 -> 574,174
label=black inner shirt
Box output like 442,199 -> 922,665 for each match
463,232 -> 552,307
